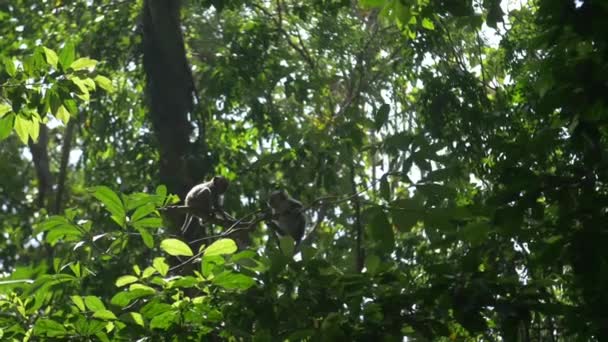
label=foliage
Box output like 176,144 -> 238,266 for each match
1,0 -> 608,340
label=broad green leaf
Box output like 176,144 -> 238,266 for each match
93,309 -> 117,320
71,295 -> 86,311
131,203 -> 156,222
149,310 -> 178,330
92,186 -> 126,226
29,116 -> 39,141
59,42 -> 75,69
3,57 -> 16,76
45,224 -> 83,245
359,0 -> 384,7
0,114 -> 14,140
156,184 -> 167,199
110,289 -> 153,307
132,217 -> 162,229
365,254 -> 381,275
202,255 -> 225,278
42,47 -> 58,68
135,227 -> 154,248
153,257 -> 169,276
170,276 -> 198,288
421,18 -> 435,30
142,266 -> 157,279
140,302 -> 172,319
34,318 -> 66,337
204,238 -> 237,257
115,275 -> 138,287
120,312 -> 144,327
70,77 -> 90,101
94,75 -> 114,92
70,57 -> 98,70
212,272 -> 256,290
84,296 -> 106,311
0,102 -> 11,117
55,104 -> 70,124
161,238 -> 193,256
130,283 -> 156,293
462,221 -> 491,246
14,115 -> 32,144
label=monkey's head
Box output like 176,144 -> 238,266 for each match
268,189 -> 290,211
212,176 -> 229,194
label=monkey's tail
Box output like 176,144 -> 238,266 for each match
181,214 -> 194,233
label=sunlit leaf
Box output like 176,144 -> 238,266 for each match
115,275 -> 138,288
42,47 -> 59,68
212,272 -> 256,290
93,309 -> 117,320
91,186 -> 126,226
94,75 -> 114,92
84,296 -> 106,311
204,238 -> 237,257
70,57 -> 98,70
153,257 -> 169,276
160,238 -> 193,256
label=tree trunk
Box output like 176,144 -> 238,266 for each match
142,0 -> 197,197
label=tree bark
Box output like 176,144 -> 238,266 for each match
28,124 -> 52,209
142,0 -> 197,198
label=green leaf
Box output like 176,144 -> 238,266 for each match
136,227 -> 154,248
0,102 -> 11,117
421,18 -> 435,30
365,254 -> 381,275
55,104 -> 70,124
110,289 -> 153,307
360,0 -> 384,7
59,42 -> 75,69
160,238 -> 193,256
115,275 -> 138,287
153,257 -> 169,276
461,221 -> 491,246
91,186 -> 126,226
84,296 -> 106,311
131,203 -> 156,222
212,272 -> 256,290
374,103 -> 390,130
204,238 -> 237,257
42,47 -> 58,68
70,77 -> 90,101
142,266 -> 157,279
0,114 -> 14,141
14,115 -> 31,144
94,75 -> 114,92
365,206 -> 395,254
132,217 -> 162,229
201,255 -> 225,278
150,310 -> 178,330
70,57 -> 98,70
3,57 -> 16,76
93,309 -> 117,320
120,312 -> 145,327
71,295 -> 86,311
34,318 -> 66,337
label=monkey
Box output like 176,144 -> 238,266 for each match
267,189 -> 306,244
180,176 -> 230,233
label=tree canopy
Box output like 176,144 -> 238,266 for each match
1,0 -> 607,340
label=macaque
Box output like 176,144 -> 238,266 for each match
267,190 -> 306,243
181,176 -> 230,233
